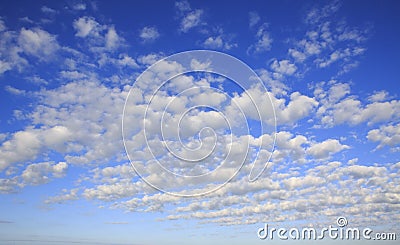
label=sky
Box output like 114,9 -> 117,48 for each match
0,0 -> 399,244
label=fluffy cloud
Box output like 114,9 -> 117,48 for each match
203,35 -> 237,50
307,139 -> 349,159
73,16 -> 100,37
73,16 -> 122,51
139,26 -> 160,42
248,11 -> 260,27
21,161 -> 68,185
180,9 -> 203,32
270,59 -> 297,77
247,23 -> 272,54
367,123 -> 400,150
314,81 -> 400,127
176,1 -> 204,33
18,27 -> 60,60
289,2 -> 369,74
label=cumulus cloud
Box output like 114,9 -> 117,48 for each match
247,23 -> 272,54
139,26 -> 160,42
307,139 -> 349,159
180,9 -> 203,32
289,1 -> 369,74
0,2 -> 399,231
176,1 -> 204,32
73,17 -> 123,52
41,6 -> 57,14
367,123 -> 400,150
73,16 -> 99,37
105,26 -> 120,50
270,59 -> 297,78
203,35 -> 237,50
21,161 -> 68,185
18,27 -> 60,60
314,81 -> 400,127
73,3 -> 86,11
248,11 -> 260,27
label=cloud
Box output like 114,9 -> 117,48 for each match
288,2 -> 369,75
368,90 -> 389,102
180,9 -> 203,32
73,16 -> 99,38
367,123 -> 400,150
307,139 -> 349,159
73,17 -> 123,52
21,161 -> 68,186
139,26 -> 160,42
314,81 -> 400,127
105,26 -> 120,50
203,35 -> 237,50
0,130 -> 42,171
0,2 -> 399,232
270,59 -> 297,78
249,11 -> 260,27
41,6 -> 57,14
176,1 -> 204,33
18,27 -> 60,60
45,188 -> 79,204
247,23 -> 272,54
5,85 -> 26,95
73,3 -> 86,11
175,0 -> 191,12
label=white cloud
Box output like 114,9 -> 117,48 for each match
139,26 -> 160,42
0,18 -> 5,32
73,17 -> 123,52
367,123 -> 400,150
203,35 -> 237,50
18,27 -> 60,60
21,161 -> 68,186
175,0 -> 191,12
307,139 -> 349,159
248,24 -> 272,54
41,6 -> 57,14
176,0 -> 204,33
73,16 -> 100,38
249,11 -> 260,27
0,177 -> 19,194
5,85 -> 26,95
270,59 -> 297,77
368,90 -> 389,102
283,175 -> 325,190
314,82 -> 400,127
0,130 -> 41,171
289,2 -> 369,74
180,9 -> 203,32
341,165 -> 387,179
105,26 -> 120,50
45,188 -> 79,204
73,3 -> 86,11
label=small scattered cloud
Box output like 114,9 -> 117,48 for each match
247,23 -> 272,54
41,6 -> 57,15
176,0 -> 205,33
249,11 -> 260,27
73,3 -> 86,11
139,26 -> 160,42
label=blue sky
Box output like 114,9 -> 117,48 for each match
0,0 -> 399,244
